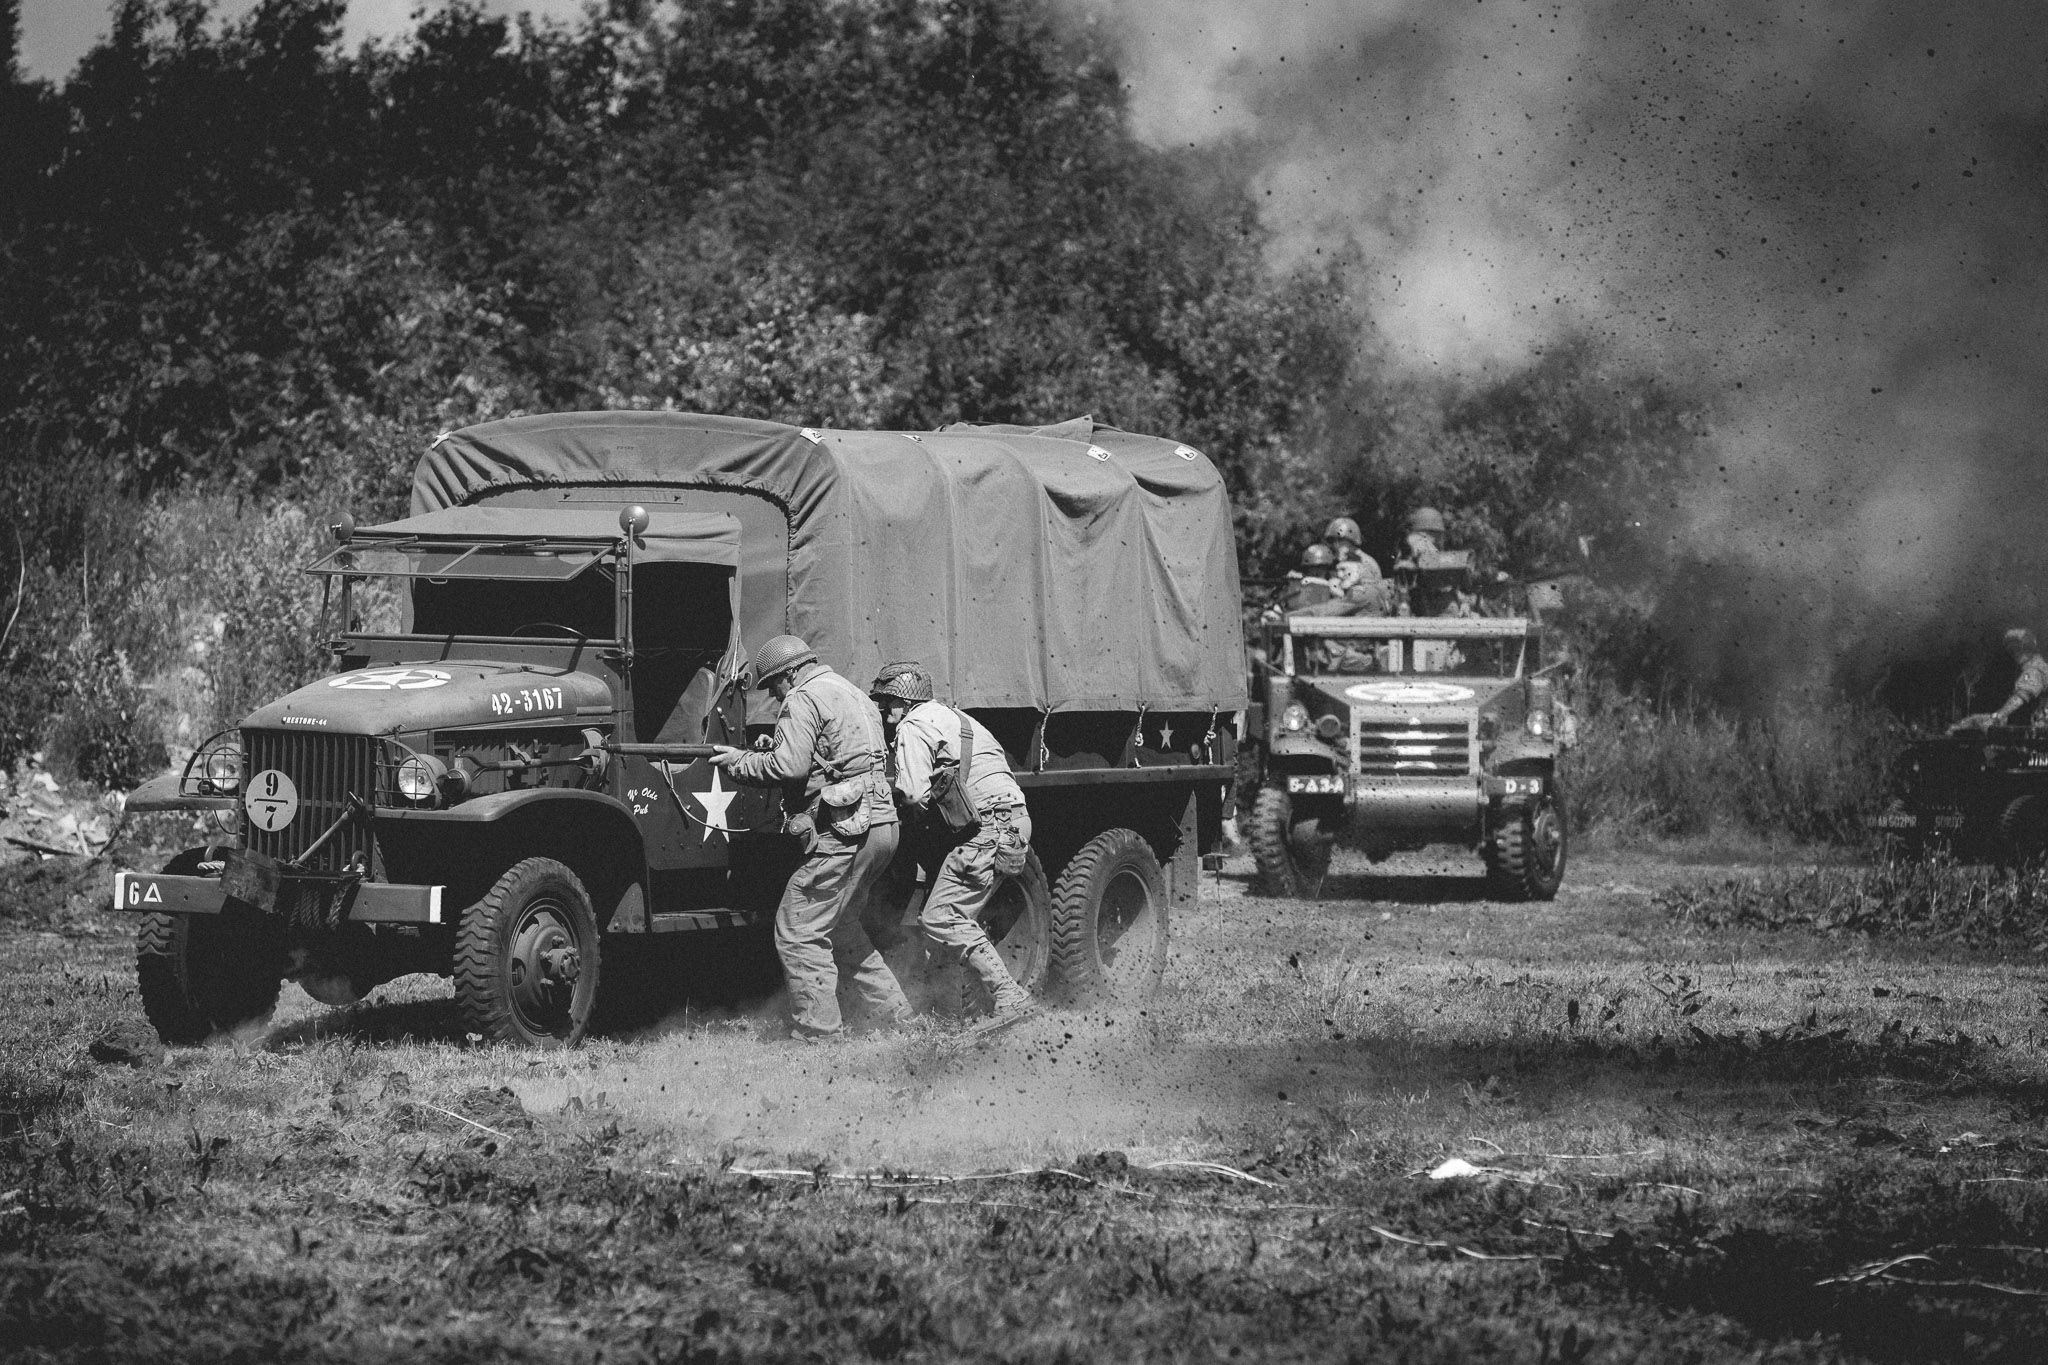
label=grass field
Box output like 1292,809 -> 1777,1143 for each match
4,844 -> 2047,1362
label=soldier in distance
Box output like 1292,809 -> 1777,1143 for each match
870,663 -> 1037,1019
1955,627 -> 2048,730
711,635 -> 913,1041
1282,542 -> 1338,613
1323,516 -> 1390,614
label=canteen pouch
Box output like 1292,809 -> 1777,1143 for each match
818,773 -> 872,838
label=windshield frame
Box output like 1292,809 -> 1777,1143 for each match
1277,614 -> 1537,680
307,533 -> 618,584
311,534 -> 631,648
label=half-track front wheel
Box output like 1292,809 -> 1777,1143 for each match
1251,785 -> 1331,899
1052,829 -> 1168,1001
455,857 -> 601,1047
1489,788 -> 1567,902
136,848 -> 283,1044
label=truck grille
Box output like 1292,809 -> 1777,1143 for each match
1353,718 -> 1473,777
241,730 -> 377,872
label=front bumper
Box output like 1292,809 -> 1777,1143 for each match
112,871 -> 446,924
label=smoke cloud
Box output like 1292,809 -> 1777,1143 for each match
1077,0 -> 2048,684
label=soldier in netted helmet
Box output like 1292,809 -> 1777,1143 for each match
870,661 -> 1038,1020
712,635 -> 912,1040
1392,506 -> 1477,618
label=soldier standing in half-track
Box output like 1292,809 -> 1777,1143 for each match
870,662 -> 1037,1019
1957,628 -> 2048,730
712,635 -> 912,1040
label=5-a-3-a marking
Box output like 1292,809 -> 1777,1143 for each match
489,686 -> 565,717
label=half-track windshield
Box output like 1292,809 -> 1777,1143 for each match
1275,615 -> 1533,680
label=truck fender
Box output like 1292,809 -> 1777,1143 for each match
1267,734 -> 1346,770
1489,738 -> 1558,769
124,769 -> 236,813
380,786 -> 640,833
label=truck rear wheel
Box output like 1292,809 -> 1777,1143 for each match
1251,785 -> 1330,898
136,849 -> 282,1045
981,848 -> 1054,998
455,857 -> 601,1048
1052,829 -> 1168,1001
1489,790 -> 1567,901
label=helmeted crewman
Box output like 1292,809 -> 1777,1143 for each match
870,662 -> 1036,1019
1392,506 -> 1476,618
1960,628 -> 2048,730
712,635 -> 912,1040
1282,542 -> 1339,614
1322,516 -> 1389,614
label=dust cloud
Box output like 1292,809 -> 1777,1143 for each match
1075,0 -> 2048,682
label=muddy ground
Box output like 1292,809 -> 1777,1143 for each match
3,845 -> 2046,1361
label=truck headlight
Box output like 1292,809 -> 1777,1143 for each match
202,742 -> 242,793
1526,707 -> 1550,737
395,754 -> 446,806
1281,702 -> 1310,733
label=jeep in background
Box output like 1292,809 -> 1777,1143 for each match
111,412 -> 1245,1047
1867,725 -> 2048,863
1244,612 -> 1571,900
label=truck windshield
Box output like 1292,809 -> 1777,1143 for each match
1286,621 -> 1530,679
307,538 -> 605,582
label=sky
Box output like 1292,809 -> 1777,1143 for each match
14,0 -> 587,81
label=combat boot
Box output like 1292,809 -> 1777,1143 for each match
963,940 -> 1034,1016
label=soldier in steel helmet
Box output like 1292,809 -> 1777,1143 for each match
1392,505 -> 1477,619
1281,542 -> 1339,614
711,635 -> 912,1040
1956,628 -> 2048,730
870,662 -> 1037,1020
1322,516 -> 1389,614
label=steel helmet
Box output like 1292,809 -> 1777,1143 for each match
1405,506 -> 1447,535
1300,542 -> 1337,569
870,661 -> 935,703
1323,516 -> 1362,546
751,634 -> 817,685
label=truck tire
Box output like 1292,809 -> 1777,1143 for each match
136,849 -> 282,1045
1052,829 -> 1168,1001
455,857 -> 601,1048
981,848 -> 1054,997
1489,789 -> 1567,901
1997,796 -> 2048,865
1251,785 -> 1330,899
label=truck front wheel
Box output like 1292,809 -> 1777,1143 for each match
1489,790 -> 1567,901
455,857 -> 601,1047
1251,785 -> 1331,898
1052,829 -> 1169,1001
136,850 -> 283,1045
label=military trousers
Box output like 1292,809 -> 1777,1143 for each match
776,822 -> 912,1037
920,806 -> 1033,956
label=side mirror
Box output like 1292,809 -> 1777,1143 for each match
620,505 -> 650,538
329,511 -> 355,544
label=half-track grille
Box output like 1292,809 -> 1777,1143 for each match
241,730 -> 377,872
1352,717 -> 1474,777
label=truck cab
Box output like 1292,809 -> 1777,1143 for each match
1246,610 -> 1571,899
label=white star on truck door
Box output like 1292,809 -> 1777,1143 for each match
691,767 -> 737,841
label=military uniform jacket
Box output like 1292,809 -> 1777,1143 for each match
2004,654 -> 2048,725
891,701 -> 1025,815
724,661 -> 898,827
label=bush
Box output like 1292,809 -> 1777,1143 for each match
1659,852 -> 2048,950
1564,688 -> 1901,845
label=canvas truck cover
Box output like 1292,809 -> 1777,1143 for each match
412,411 -> 1246,712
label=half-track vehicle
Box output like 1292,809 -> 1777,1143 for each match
1867,725 -> 2048,862
1244,610 -> 1570,899
112,412 -> 1245,1046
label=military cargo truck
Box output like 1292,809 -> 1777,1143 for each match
1245,611 -> 1570,899
112,413 -> 1245,1046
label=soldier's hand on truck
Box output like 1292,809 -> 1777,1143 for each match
1950,713 -> 1994,733
709,745 -> 745,767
